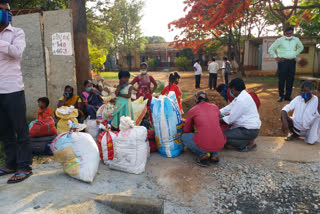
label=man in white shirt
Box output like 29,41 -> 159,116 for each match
193,59 -> 202,89
281,81 -> 320,144
220,78 -> 261,152
0,1 -> 33,184
208,58 -> 219,90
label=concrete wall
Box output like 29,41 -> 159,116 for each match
12,13 -> 47,118
43,9 -> 77,111
244,40 -> 259,69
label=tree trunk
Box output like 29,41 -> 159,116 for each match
70,0 -> 92,94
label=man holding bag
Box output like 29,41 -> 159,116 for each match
0,1 -> 33,184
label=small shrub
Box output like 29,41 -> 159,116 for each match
146,58 -> 156,70
174,56 -> 192,71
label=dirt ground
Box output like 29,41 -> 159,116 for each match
105,71 -> 301,137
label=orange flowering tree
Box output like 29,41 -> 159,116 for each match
169,0 -> 267,75
169,0 -> 320,75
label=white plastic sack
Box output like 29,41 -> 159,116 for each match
50,132 -> 100,183
151,91 -> 183,158
84,119 -> 100,141
99,130 -> 118,165
109,117 -> 149,174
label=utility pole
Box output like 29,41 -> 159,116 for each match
70,0 -> 92,93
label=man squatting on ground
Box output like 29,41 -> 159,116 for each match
281,81 -> 320,144
0,0 -> 33,184
220,78 -> 261,152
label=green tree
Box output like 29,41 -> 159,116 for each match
11,0 -> 69,10
88,39 -> 106,72
145,36 -> 166,44
174,56 -> 192,71
92,0 -> 146,71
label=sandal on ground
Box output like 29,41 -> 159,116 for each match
239,144 -> 257,152
195,157 -> 210,167
285,134 -> 299,141
210,156 -> 220,164
7,172 -> 33,184
0,168 -> 16,177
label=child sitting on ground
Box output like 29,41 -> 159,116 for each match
37,97 -> 53,120
161,72 -> 183,113
111,70 -> 133,130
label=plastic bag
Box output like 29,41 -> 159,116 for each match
109,117 -> 149,174
132,97 -> 148,126
151,92 -> 183,158
50,132 -> 100,183
96,103 -> 114,121
84,119 -> 100,141
56,106 -> 79,133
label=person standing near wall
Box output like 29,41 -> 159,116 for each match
0,1 -> 33,184
193,59 -> 202,89
208,57 -> 219,90
268,26 -> 304,102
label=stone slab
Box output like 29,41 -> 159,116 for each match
43,9 -> 77,112
12,13 -> 47,118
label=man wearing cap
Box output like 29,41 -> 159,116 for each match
182,91 -> 226,167
268,26 -> 304,102
0,0 -> 33,184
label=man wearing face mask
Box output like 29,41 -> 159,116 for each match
0,1 -> 33,184
220,78 -> 261,152
281,81 -> 320,144
268,26 -> 304,102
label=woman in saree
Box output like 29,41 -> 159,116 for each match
111,70 -> 133,130
57,85 -> 84,121
82,80 -> 104,119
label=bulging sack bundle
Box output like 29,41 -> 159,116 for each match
109,117 -> 149,174
50,132 -> 100,183
151,92 -> 183,158
97,129 -> 118,165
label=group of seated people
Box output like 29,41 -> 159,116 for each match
34,61 -> 320,168
182,78 -> 320,167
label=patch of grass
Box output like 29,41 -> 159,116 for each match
245,76 -> 279,84
182,90 -> 189,99
98,72 -> 119,80
245,76 -> 300,87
